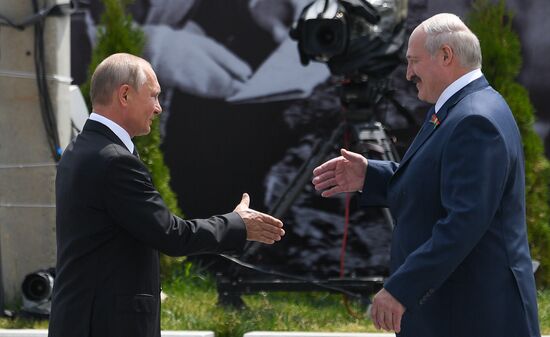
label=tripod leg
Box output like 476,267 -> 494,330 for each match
269,122 -> 348,218
241,121 -> 348,260
215,121 -> 349,305
353,122 -> 399,230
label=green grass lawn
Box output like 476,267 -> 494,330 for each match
1,269 -> 549,336
160,271 -> 376,336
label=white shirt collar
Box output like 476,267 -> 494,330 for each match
89,112 -> 135,154
435,68 -> 483,113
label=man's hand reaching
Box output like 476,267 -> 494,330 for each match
234,193 -> 285,244
312,149 -> 368,197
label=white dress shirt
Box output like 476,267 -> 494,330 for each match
435,68 -> 483,113
89,112 -> 135,154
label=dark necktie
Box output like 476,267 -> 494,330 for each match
132,148 -> 140,159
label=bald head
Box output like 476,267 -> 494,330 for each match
90,53 -> 151,107
415,13 -> 482,70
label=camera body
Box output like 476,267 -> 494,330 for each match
21,268 -> 55,317
290,0 -> 408,78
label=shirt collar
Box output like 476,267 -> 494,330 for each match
435,68 -> 483,113
89,112 -> 134,153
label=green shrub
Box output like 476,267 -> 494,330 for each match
80,0 -> 184,277
468,0 -> 550,287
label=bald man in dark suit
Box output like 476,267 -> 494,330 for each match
48,53 -> 284,337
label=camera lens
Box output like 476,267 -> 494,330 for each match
317,26 -> 336,46
22,272 -> 53,301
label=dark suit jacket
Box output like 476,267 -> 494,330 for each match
48,120 -> 247,337
361,77 -> 540,337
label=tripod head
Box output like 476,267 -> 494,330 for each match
338,74 -> 392,118
290,0 -> 411,125
335,72 -> 416,132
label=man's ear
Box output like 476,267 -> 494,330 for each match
441,45 -> 453,65
118,84 -> 131,106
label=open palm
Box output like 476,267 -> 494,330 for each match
312,149 -> 368,197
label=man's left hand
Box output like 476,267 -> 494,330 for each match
370,288 -> 406,333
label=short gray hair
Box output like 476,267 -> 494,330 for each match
90,53 -> 148,106
420,13 -> 482,69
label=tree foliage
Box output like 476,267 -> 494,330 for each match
468,0 -> 550,287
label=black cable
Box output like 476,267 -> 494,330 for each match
322,0 -> 330,16
71,120 -> 82,135
0,0 -> 77,161
32,0 -> 62,161
0,13 -> 25,30
0,1 -> 75,30
217,254 -> 370,301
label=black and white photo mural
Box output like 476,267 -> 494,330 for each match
71,0 -> 550,278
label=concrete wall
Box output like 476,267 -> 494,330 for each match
0,0 -> 71,305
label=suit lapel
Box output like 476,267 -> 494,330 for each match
398,106 -> 436,166
397,76 -> 490,169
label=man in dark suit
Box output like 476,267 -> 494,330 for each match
312,13 -> 540,337
48,53 -> 285,337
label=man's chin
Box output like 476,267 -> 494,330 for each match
135,128 -> 151,137
417,92 -> 431,104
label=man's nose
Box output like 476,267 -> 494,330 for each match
406,64 -> 413,81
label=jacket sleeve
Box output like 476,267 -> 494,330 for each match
103,151 -> 247,256
359,159 -> 399,207
384,114 -> 509,310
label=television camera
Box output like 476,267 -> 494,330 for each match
290,0 -> 409,110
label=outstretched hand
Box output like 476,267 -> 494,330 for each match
312,149 -> 368,197
234,193 -> 285,244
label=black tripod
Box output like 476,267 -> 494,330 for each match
216,75 -> 415,307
